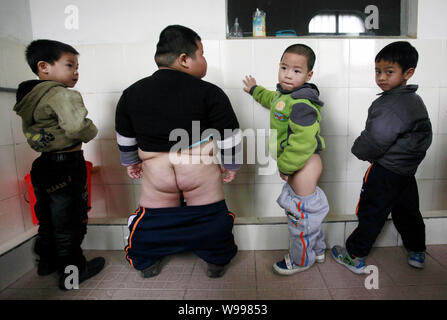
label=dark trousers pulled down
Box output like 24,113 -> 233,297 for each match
346,162 -> 426,258
125,200 -> 238,271
31,151 -> 88,271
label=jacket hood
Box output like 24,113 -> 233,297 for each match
277,83 -> 324,106
13,80 -> 66,127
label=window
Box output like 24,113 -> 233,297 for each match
227,0 -> 416,38
309,11 -> 366,35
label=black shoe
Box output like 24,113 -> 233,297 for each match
59,257 -> 105,290
141,260 -> 162,278
37,259 -> 58,276
206,263 -> 228,278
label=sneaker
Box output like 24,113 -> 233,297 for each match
37,259 -> 58,276
407,251 -> 425,269
59,257 -> 105,290
273,253 -> 311,275
141,259 -> 162,278
207,263 -> 228,278
315,251 -> 325,264
331,245 -> 366,274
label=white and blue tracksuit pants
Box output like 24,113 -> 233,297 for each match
277,183 -> 329,267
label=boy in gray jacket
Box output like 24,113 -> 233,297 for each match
332,41 -> 432,273
14,39 -> 105,289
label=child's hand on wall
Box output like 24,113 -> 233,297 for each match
242,75 -> 257,93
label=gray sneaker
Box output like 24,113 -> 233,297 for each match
331,245 -> 366,274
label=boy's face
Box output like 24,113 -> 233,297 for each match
375,59 -> 414,92
185,41 -> 207,79
38,52 -> 79,87
278,52 -> 313,91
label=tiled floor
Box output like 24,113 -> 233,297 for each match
1,245 -> 446,300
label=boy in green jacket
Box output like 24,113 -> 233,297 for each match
243,44 -> 329,275
13,39 -> 104,290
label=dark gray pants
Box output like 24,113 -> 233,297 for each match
31,151 -> 88,271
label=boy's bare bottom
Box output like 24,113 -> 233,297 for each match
138,141 -> 224,208
287,153 -> 323,196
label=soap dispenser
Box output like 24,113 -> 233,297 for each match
229,18 -> 243,38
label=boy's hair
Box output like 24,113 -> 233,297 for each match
375,41 -> 418,71
154,25 -> 201,67
281,44 -> 316,71
26,39 -> 79,75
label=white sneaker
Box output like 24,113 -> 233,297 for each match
315,252 -> 325,263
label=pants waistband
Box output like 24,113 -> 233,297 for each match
40,150 -> 84,162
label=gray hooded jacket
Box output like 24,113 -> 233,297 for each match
352,85 -> 432,176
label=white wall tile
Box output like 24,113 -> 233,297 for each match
416,134 -> 437,180
224,89 -> 253,130
346,136 -> 371,182
435,134 -> 447,179
348,88 -> 379,137
349,39 -> 382,88
441,41 -> 447,87
223,183 -> 254,217
100,140 -> 132,185
417,87 -> 439,134
123,42 -> 158,87
315,39 -> 349,88
417,179 -> 435,212
432,179 -> 447,211
89,184 -> 107,218
202,40 -> 223,88
439,89 -> 447,135
81,225 -> 125,250
220,40 -> 253,89
0,196 -> 25,245
93,44 -> 128,93
253,183 -> 284,217
319,88 -> 349,136
1,39 -> 35,88
0,92 -> 14,146
0,145 -> 19,200
14,143 -> 39,181
104,184 -> 136,218
345,181 -> 362,216
424,218 -> 447,245
73,45 -> 98,94
252,98 -> 272,131
320,135 -> 348,182
320,182 -> 347,217
322,222 -> 346,248
93,93 -> 121,139
234,224 -> 289,250
407,40 -> 441,88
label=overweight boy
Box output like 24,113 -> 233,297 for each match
13,39 -> 105,290
332,41 -> 432,274
243,44 -> 329,275
116,25 -> 241,278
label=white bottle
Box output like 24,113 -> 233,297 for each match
229,18 -> 243,38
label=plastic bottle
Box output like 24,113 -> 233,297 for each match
252,8 -> 266,37
229,18 -> 243,38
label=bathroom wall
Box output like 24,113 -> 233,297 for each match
1,0 -> 446,248
0,0 -> 37,248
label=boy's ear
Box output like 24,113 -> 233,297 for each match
403,67 -> 415,80
177,53 -> 190,69
306,70 -> 314,82
37,60 -> 50,74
